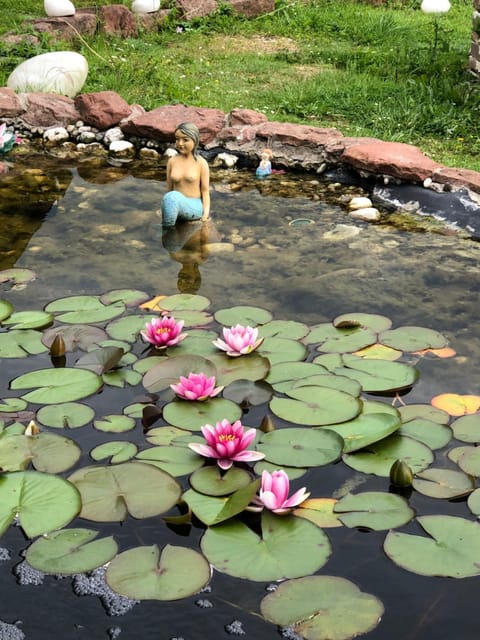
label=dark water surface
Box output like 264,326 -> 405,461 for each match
1,153 -> 480,640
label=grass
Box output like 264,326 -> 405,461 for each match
0,0 -> 479,170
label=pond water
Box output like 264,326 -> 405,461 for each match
0,151 -> 480,640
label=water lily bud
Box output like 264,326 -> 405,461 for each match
259,415 -> 275,433
50,334 -> 66,357
25,420 -> 40,436
390,459 -> 413,487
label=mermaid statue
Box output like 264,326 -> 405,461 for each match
256,148 -> 273,177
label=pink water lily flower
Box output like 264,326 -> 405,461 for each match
251,470 -> 310,514
188,419 -> 265,470
141,315 -> 187,349
213,324 -> 264,357
170,372 -> 224,401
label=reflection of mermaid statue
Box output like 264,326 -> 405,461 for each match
162,219 -> 221,294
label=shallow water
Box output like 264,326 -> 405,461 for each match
1,153 -> 480,640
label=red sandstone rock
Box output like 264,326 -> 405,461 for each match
433,167 -> 480,194
176,0 -> 218,19
228,0 -> 274,17
136,9 -> 170,31
341,140 -> 442,183
121,104 -> 226,144
0,88 -> 25,118
256,121 -> 344,148
75,91 -> 132,130
99,5 -> 138,38
216,125 -> 259,145
19,93 -> 81,128
28,11 -> 97,41
228,109 -> 268,127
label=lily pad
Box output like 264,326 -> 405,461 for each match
162,398 -> 242,431
42,325 -> 108,352
68,462 -> 182,522
294,498 -> 343,528
343,434 -> 433,477
412,468 -> 475,499
2,310 -> 53,330
0,471 -> 80,537
75,347 -> 125,374
11,368 -> 103,404
260,575 -> 384,640
160,293 -> 211,312
201,510 -> 331,581
94,414 -> 136,433
333,355 -> 419,393
307,323 -> 376,353
398,403 -> 450,425
0,299 -> 13,322
379,326 -> 448,352
322,411 -> 401,453
36,403 -> 95,429
398,418 -> 452,450
270,387 -> 361,426
258,428 -> 343,468
266,361 -> 328,393
384,515 -> 480,577
45,295 -> 125,324
467,488 -> 480,517
106,315 -> 149,342
189,466 -> 252,496
333,312 -> 392,333
106,544 -> 211,601
0,432 -> 81,473
90,441 -> 138,464
222,379 -> 273,406
184,480 -> 261,525
259,337 -> 307,364
142,355 -> 216,393
102,368 -> 142,388
26,528 -> 118,575
136,446 -> 204,476
333,491 -> 414,530
0,268 -> 36,285
0,397 -> 28,413
259,320 -> 310,340
207,353 -> 270,387
146,426 -> 191,446
169,309 -> 213,327
454,446 -> 480,477
450,413 -> 480,443
0,329 -> 48,358
100,289 -> 150,307
214,305 -> 272,326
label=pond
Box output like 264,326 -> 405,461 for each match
0,151 -> 480,640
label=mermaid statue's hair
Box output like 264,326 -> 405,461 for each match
175,122 -> 200,159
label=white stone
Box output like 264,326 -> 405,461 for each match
44,0 -> 75,16
7,51 -> 88,98
109,140 -> 135,161
164,148 -> 178,157
43,127 -> 69,144
423,177 -> 433,188
213,152 -> 238,168
348,196 -> 372,210
350,207 -> 381,222
104,127 -> 124,145
421,0 -> 450,13
131,0 -> 160,13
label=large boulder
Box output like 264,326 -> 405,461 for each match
75,91 -> 133,129
99,5 -> 138,38
19,93 -> 81,128
7,51 -> 88,98
176,0 -> 218,19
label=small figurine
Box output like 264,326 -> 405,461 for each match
256,148 -> 273,178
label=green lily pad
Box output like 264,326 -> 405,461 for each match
0,268 -> 36,285
258,428 -> 343,468
36,402 -> 95,429
254,460 -> 307,480
379,326 -> 448,352
222,379 -> 273,406
343,434 -> 433,477
11,368 -> 103,404
133,355 -> 167,374
90,441 -> 138,464
102,368 -> 142,388
450,413 -> 480,443
0,432 -> 81,472
106,315 -> 149,342
136,446 -> 204,476
0,397 -> 28,413
45,295 -> 125,324
333,312 -> 392,333
265,361 -> 329,394
322,411 -> 401,453
0,470 -> 80,537
454,446 -> 480,477
270,387 -> 361,426
106,544 -> 211,601
189,466 -> 252,496
214,305 -> 272,326
162,397 -> 242,431
169,309 -> 213,327
0,299 -> 14,321
306,323 -> 376,353
333,491 -> 414,530
398,403 -> 450,425
259,320 -> 310,340
467,488 -> 480,517
201,510 -> 331,581
384,515 -> 480,577
26,528 -> 118,575
207,353 -> 270,387
399,418 -> 452,450
146,426 -> 191,446
94,414 -> 136,433
0,329 -> 48,358
412,468 -> 475,499
100,289 -> 150,307
2,310 -> 53,330
259,337 -> 307,364
333,355 -> 419,393
184,480 -> 260,525
289,374 -> 362,398
75,347 -> 125,374
172,335 -> 218,358
260,575 -> 384,640
142,355 -> 216,393
68,462 -> 182,522
41,325 -> 108,352
160,293 -> 211,312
